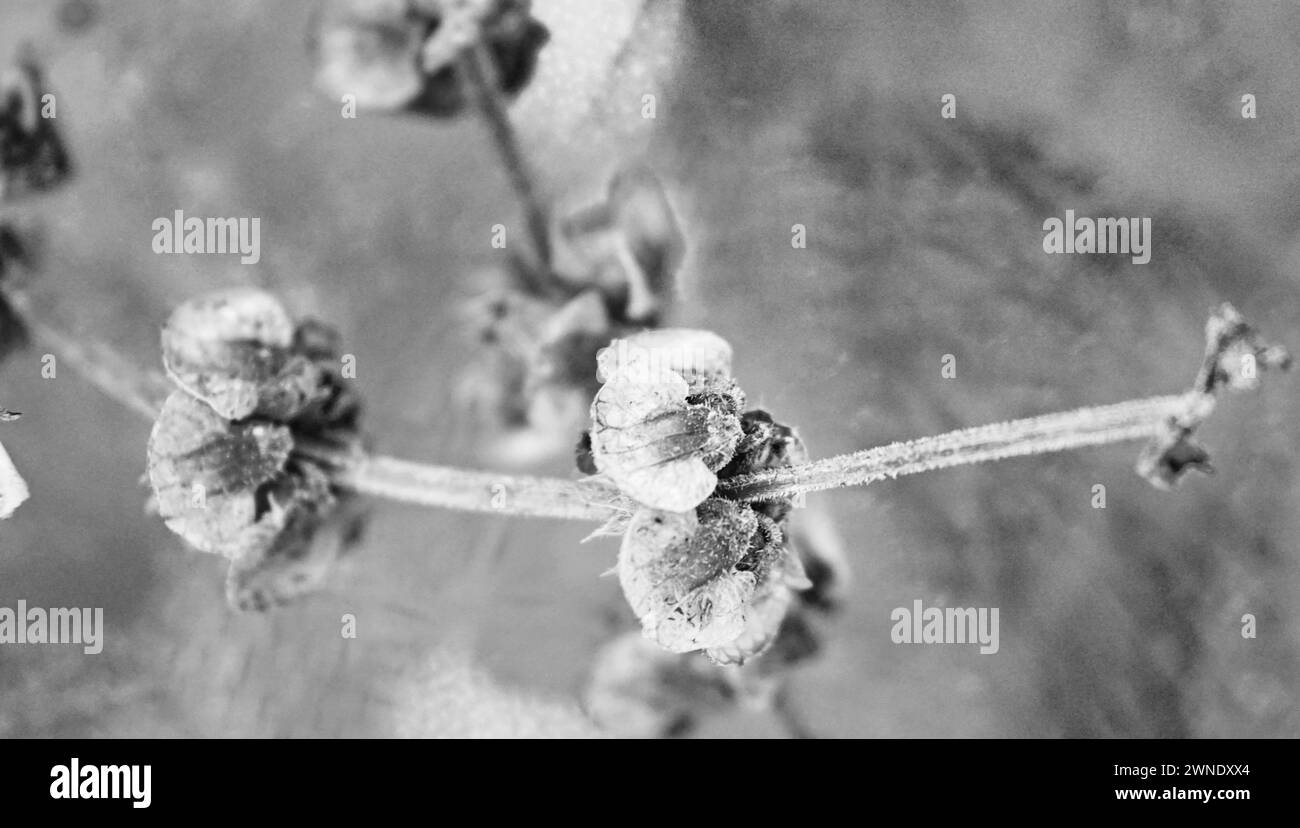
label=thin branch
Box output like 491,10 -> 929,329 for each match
6,289 -> 1286,522
717,394 -> 1197,503
295,439 -> 634,522
459,39 -> 557,288
3,285 -> 170,419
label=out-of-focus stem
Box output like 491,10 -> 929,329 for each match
459,39 -> 557,289
3,285 -> 169,419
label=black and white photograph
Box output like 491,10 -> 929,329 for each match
0,0 -> 1293,787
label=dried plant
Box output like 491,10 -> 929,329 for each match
0,2 -> 1293,740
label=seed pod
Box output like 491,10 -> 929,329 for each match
584,632 -> 773,738
161,288 -> 329,421
590,330 -> 744,512
705,546 -> 811,665
146,390 -> 332,558
619,498 -> 787,654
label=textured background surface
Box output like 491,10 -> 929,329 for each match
1,0 -> 1297,737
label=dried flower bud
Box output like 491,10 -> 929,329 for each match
0,49 -> 72,201
619,498 -> 794,655
0,437 -> 29,520
559,167 -> 684,324
590,330 -> 744,512
310,0 -> 548,117
1136,419 -> 1212,491
1196,302 -> 1292,394
161,289 -> 330,421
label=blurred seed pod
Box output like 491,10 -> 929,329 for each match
149,290 -> 365,608
0,48 -> 72,202
589,329 -> 744,512
619,498 -> 792,655
557,167 -> 684,325
584,631 -> 773,738
310,0 -> 549,117
161,289 -> 331,421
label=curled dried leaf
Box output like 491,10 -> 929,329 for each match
161,288 -> 329,421
559,167 -> 684,324
1136,418 -> 1212,491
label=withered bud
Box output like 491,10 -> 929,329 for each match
161,288 -> 331,421
147,390 -> 311,558
619,498 -> 802,657
590,329 -> 744,512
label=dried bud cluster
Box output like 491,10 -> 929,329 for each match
310,0 -> 548,117
581,329 -> 817,663
147,289 -> 364,611
1137,303 -> 1291,490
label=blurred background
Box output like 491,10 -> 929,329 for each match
1,0 -> 1298,737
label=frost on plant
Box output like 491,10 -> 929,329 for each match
146,289 -> 365,611
310,0 -> 549,117
580,328 -> 821,661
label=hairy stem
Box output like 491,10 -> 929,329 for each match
10,291 -> 1282,521
295,440 -> 634,521
717,394 -> 1199,503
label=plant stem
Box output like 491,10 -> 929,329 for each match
459,39 -> 557,288
294,439 -> 634,521
3,285 -> 170,419
717,394 -> 1200,503
8,290 -> 1280,521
